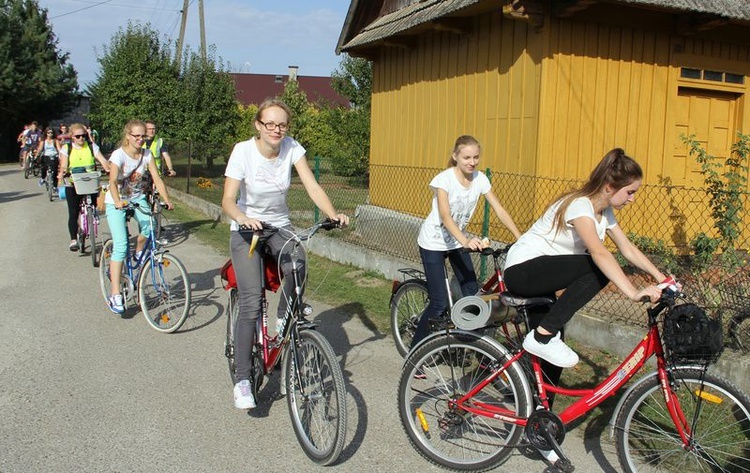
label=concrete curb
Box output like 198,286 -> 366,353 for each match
169,185 -> 750,393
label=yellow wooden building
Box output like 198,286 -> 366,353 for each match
337,0 -> 750,248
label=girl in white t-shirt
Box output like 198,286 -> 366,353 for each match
504,148 -> 669,369
221,99 -> 349,410
411,135 -> 521,351
105,120 -> 174,315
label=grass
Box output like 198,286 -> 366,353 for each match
166,194 -> 393,334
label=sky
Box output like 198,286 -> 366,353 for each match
38,0 -> 352,89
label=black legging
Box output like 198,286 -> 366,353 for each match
64,185 -> 98,240
504,254 -> 609,334
41,156 -> 59,187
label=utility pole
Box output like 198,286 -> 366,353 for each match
175,0 -> 189,69
199,0 -> 207,61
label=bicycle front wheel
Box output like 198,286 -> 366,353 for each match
285,329 -> 347,466
390,280 -> 429,357
398,333 -> 531,471
225,288 -> 239,384
99,239 -> 115,303
138,253 -> 191,333
88,209 -> 97,267
615,367 -> 750,472
47,175 -> 54,201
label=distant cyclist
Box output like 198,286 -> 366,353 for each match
37,128 -> 60,188
143,121 -> 176,177
58,123 -> 111,251
21,121 -> 43,168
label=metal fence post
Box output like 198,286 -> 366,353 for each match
479,167 -> 492,281
314,155 -> 320,222
186,138 -> 192,194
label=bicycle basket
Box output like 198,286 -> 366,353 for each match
663,303 -> 724,364
71,171 -> 100,195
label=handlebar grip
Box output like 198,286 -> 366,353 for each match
640,296 -> 651,303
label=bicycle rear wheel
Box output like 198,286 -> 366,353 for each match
88,209 -> 97,266
225,288 -> 239,384
615,367 -> 750,472
285,329 -> 347,466
398,333 -> 531,471
390,280 -> 429,357
138,253 -> 191,333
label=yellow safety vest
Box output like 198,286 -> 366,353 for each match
67,143 -> 95,172
143,137 -> 163,173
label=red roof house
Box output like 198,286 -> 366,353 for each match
230,66 -> 350,108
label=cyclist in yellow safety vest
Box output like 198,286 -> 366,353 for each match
143,121 -> 176,177
57,123 -> 111,251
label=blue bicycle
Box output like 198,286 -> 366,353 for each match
98,201 -> 191,333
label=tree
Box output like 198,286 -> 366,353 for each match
178,47 -> 240,169
87,22 -> 181,149
0,0 -> 78,159
324,55 -> 372,178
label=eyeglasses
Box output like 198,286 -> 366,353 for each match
129,134 -> 146,140
146,127 -> 156,131
258,120 -> 288,132
73,134 -> 86,139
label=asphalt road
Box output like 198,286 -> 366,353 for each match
0,163 -> 620,472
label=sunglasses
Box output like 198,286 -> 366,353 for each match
73,134 -> 86,139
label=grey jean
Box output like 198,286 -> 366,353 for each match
230,228 -> 306,382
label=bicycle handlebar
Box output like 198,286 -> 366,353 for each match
238,218 -> 344,256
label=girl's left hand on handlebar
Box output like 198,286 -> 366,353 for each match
162,201 -> 174,210
632,285 -> 662,303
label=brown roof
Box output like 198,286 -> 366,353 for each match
337,0 -> 750,53
230,73 -> 350,108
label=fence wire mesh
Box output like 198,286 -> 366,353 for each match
173,154 -> 750,352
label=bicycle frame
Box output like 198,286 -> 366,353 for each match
451,299 -> 697,444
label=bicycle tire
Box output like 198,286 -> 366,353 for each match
398,333 -> 531,472
47,174 -> 54,201
225,288 -> 239,385
138,253 -> 191,333
24,158 -> 30,179
77,209 -> 86,255
390,280 -> 429,357
98,239 -> 115,303
285,329 -> 347,466
615,367 -> 750,472
88,209 -> 97,266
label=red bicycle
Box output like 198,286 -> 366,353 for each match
220,219 -> 347,465
397,288 -> 750,472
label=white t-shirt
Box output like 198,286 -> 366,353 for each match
224,136 -> 305,230
105,148 -> 153,204
504,196 -> 618,269
417,167 -> 491,251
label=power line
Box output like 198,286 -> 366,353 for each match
50,0 -> 181,18
50,0 -> 117,19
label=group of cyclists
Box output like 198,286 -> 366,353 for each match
17,119 -> 176,314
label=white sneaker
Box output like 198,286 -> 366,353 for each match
108,294 -> 125,314
233,380 -> 256,410
522,331 -> 579,368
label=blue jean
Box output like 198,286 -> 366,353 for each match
105,195 -> 151,262
411,246 -> 478,349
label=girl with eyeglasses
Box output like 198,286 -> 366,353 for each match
103,120 -> 174,314
58,123 -> 111,252
221,98 -> 349,410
